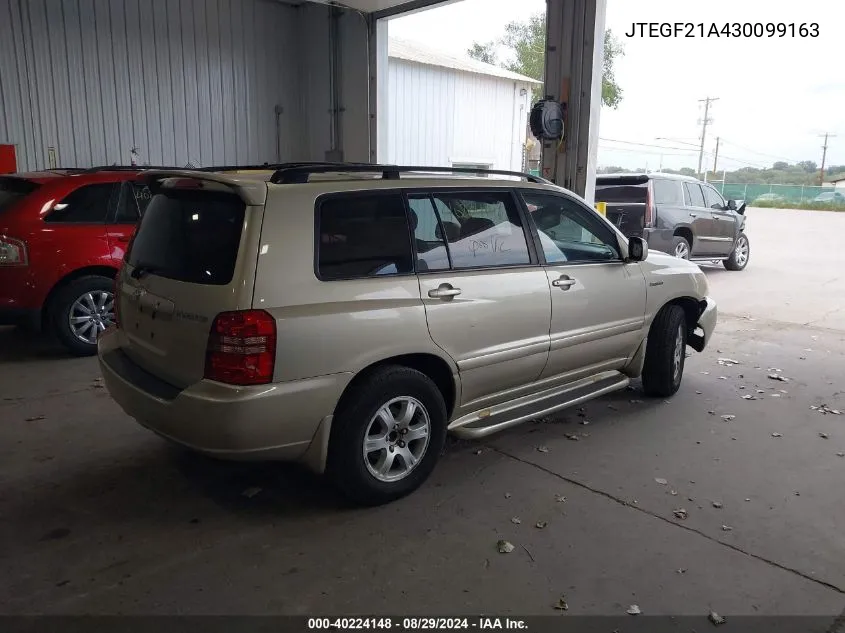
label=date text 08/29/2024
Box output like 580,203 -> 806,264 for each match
624,22 -> 820,38
307,618 -> 528,631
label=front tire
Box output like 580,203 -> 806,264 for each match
50,275 -> 115,357
724,233 -> 750,271
327,366 -> 447,506
642,305 -> 687,398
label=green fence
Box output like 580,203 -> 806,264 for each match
713,183 -> 836,204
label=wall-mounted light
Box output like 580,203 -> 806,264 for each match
519,88 -> 528,96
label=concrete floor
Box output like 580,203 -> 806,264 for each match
2,207 -> 845,620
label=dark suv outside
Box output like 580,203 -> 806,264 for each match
595,173 -> 750,271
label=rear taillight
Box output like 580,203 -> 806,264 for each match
204,310 -> 276,386
645,187 -> 654,227
0,236 -> 28,266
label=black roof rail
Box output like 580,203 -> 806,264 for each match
196,161 -> 375,172
79,165 -> 184,174
269,164 -> 550,185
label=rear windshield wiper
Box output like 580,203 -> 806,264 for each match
129,263 -> 167,280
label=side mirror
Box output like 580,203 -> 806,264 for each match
627,236 -> 648,262
736,201 -> 747,215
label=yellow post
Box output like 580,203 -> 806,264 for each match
595,201 -> 607,217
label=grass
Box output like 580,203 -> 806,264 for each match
751,200 -> 845,211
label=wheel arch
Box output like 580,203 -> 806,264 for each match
655,296 -> 708,353
672,225 -> 694,248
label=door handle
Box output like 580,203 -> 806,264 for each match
428,284 -> 462,300
552,276 -> 577,290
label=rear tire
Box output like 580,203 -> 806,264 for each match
724,233 -> 750,271
672,236 -> 691,260
642,305 -> 687,398
50,275 -> 115,357
327,366 -> 447,506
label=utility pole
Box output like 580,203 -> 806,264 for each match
712,136 -> 720,174
819,133 -> 837,185
697,97 -> 719,180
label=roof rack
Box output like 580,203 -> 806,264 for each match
79,165 -> 183,174
196,161 -> 376,172
269,164 -> 550,185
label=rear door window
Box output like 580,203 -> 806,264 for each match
127,189 -> 246,285
113,182 -> 153,224
317,192 -> 413,281
652,179 -> 684,205
0,177 -> 40,213
683,182 -> 706,208
45,183 -> 117,223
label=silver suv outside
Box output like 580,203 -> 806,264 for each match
98,164 -> 717,505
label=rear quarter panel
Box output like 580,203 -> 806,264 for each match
252,185 -> 459,384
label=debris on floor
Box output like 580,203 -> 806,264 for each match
819,433 -> 829,439
655,477 -> 668,485
607,404 -> 618,411
836,453 -> 845,458
676,568 -> 687,574
497,540 -> 515,554
718,358 -> 741,366
536,446 -> 550,453
630,399 -> 643,404
719,376 -> 728,380
768,374 -> 789,382
756,389 -> 765,394
811,404 -> 842,415
721,525 -> 733,532
712,501 -> 723,509
709,611 -> 726,626
742,394 -> 756,400
671,490 -> 678,496
696,391 -> 703,395
511,517 -> 522,525
475,449 -> 483,455
535,521 -> 548,529
564,433 -> 580,441
771,433 -> 783,438
626,605 -> 642,616
673,508 -> 688,520
721,414 -> 736,422
504,493 -> 512,499
553,596 -> 569,611
25,415 -> 46,421
241,487 -> 262,499
555,494 -> 567,503
708,410 -> 716,415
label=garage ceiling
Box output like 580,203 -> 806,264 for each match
301,0 -> 456,19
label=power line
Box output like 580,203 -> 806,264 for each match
718,138 -> 803,165
601,137 -> 769,168
600,138 -> 699,152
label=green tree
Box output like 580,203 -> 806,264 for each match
467,42 -> 497,65
772,161 -> 789,170
469,12 -> 623,108
798,160 -> 818,173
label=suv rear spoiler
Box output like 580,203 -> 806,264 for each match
141,170 -> 268,206
596,175 -> 650,186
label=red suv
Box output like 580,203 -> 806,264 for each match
0,168 -> 151,355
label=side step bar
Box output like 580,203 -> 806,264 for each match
449,371 -> 630,440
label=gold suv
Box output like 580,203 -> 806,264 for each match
98,164 -> 717,505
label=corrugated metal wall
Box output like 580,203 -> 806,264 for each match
385,59 -> 533,172
0,0 -> 302,171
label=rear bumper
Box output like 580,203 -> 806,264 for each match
688,297 -> 717,352
97,328 -> 353,462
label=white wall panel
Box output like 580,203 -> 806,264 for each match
0,0 -> 305,171
384,58 -> 532,172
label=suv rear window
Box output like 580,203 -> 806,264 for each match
126,189 -> 245,285
0,177 -> 40,213
594,184 -> 647,203
317,193 -> 413,281
652,179 -> 683,205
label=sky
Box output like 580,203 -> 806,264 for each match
388,0 -> 845,172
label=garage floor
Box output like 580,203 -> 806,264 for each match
2,208 -> 845,619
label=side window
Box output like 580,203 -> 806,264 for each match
703,185 -> 726,210
429,191 -> 531,269
408,195 -> 450,271
652,179 -> 683,205
521,191 -> 620,264
317,193 -> 413,281
45,183 -> 116,223
114,182 -> 152,224
683,182 -> 706,208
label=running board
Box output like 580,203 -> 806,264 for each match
448,371 -> 630,439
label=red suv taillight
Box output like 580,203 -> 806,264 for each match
204,310 -> 276,386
